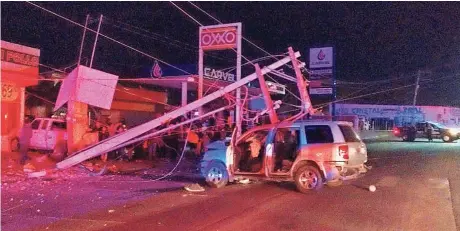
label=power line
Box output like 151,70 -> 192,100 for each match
25,1 -> 192,75
314,83 -> 418,110
102,18 -> 230,62
169,2 -> 303,106
188,1 -> 284,64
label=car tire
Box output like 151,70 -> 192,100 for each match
294,164 -> 323,193
442,135 -> 452,143
204,162 -> 229,188
402,135 -> 409,142
10,137 -> 20,152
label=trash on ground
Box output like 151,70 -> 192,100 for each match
184,183 -> 205,192
369,185 -> 376,192
23,163 -> 36,173
238,178 -> 251,184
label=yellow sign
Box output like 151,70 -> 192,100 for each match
0,83 -> 19,102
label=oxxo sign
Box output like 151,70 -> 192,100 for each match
200,27 -> 238,51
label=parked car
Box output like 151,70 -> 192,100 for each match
200,121 -> 368,193
393,121 -> 460,142
11,117 -> 68,152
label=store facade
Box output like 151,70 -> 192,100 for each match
332,103 -> 460,130
1,40 -> 40,151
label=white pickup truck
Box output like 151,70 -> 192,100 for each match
11,117 -> 68,152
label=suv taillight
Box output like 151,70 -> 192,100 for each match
393,127 -> 400,135
339,145 -> 349,160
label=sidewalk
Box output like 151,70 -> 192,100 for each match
1,152 -> 204,231
1,151 -> 201,189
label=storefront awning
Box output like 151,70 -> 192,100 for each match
128,75 -> 262,96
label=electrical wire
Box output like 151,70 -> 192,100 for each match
102,18 -> 229,62
25,1 -> 193,75
313,83 -> 418,110
169,2 -> 304,110
188,1 -> 284,64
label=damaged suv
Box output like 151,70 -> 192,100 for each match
200,121 -> 368,193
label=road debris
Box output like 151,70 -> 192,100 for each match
369,185 -> 377,192
23,163 -> 36,173
238,178 -> 251,184
184,183 -> 205,192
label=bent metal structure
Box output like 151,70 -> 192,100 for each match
50,48 -> 310,172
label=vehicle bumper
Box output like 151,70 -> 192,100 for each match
324,163 -> 368,182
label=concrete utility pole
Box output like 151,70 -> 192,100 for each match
413,70 -> 421,105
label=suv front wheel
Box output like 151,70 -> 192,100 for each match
442,135 -> 452,143
204,162 -> 229,188
294,165 -> 323,193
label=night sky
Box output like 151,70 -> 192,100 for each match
2,2 -> 459,107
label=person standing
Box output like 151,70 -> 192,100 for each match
427,124 -> 433,142
19,116 -> 33,165
99,126 -> 110,162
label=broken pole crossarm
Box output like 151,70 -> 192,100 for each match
270,69 -> 297,82
255,63 -> 279,124
56,51 -> 300,169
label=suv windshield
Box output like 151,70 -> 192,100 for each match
429,122 -> 446,129
338,125 -> 361,142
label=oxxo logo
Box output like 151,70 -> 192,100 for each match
200,27 -> 237,50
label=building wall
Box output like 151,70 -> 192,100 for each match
1,41 -> 40,151
333,103 -> 460,129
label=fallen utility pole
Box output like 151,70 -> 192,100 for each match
107,106 -> 231,154
255,63 -> 279,124
55,50 -> 301,170
288,47 -> 313,114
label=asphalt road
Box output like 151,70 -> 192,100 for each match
2,139 -> 460,231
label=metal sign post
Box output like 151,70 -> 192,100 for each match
77,15 -> 90,66
89,14 -> 103,68
198,23 -> 242,135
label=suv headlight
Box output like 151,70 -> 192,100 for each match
448,129 -> 459,136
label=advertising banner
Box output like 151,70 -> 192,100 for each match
309,47 -> 334,96
200,26 -> 238,51
309,47 -> 333,68
203,67 -> 235,82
